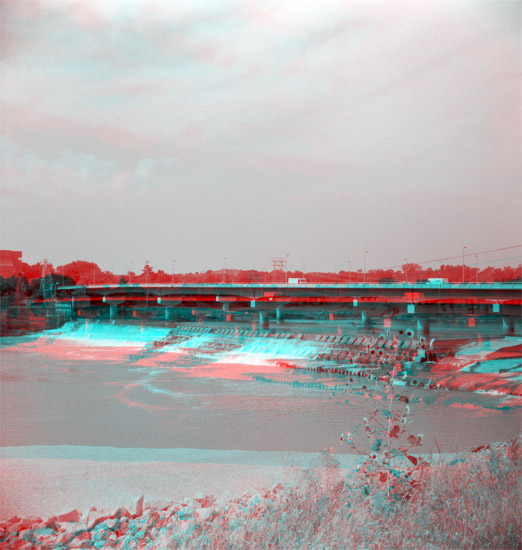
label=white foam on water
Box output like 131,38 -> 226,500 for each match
45,321 -> 173,347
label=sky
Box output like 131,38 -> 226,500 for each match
1,0 -> 521,274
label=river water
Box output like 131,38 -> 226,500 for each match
1,322 -> 520,455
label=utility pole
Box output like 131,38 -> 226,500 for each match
462,246 -> 467,283
145,260 -> 150,308
144,260 -> 151,286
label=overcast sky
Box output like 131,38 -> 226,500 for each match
1,0 -> 520,274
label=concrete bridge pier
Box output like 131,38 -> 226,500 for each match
250,300 -> 270,329
109,304 -> 118,319
259,309 -> 270,329
222,304 -> 234,322
164,307 -> 175,321
503,316 -> 515,335
276,306 -> 284,324
416,316 -> 430,336
361,311 -> 371,327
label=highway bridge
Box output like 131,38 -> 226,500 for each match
48,281 -> 522,335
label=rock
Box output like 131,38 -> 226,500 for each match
34,526 -> 56,537
110,506 -> 130,522
57,509 -> 80,523
8,516 -> 21,524
45,519 -> 59,531
194,494 -> 216,508
135,495 -> 144,517
178,506 -> 193,521
90,515 -> 110,529
165,504 -> 181,517
195,508 -> 213,521
18,517 -> 39,530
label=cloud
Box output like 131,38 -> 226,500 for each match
1,0 -> 520,271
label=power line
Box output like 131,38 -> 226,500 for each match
474,255 -> 522,267
384,245 -> 521,270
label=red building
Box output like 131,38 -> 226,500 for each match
0,250 -> 23,278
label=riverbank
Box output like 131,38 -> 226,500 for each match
0,446 -> 360,521
1,438 -> 520,549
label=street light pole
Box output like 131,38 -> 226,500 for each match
363,251 -> 368,283
462,246 -> 467,283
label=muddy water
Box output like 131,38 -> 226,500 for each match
1,325 -> 520,455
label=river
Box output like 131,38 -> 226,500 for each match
1,321 -> 520,455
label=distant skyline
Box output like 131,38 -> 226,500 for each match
1,0 -> 521,273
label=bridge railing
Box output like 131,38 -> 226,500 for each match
56,281 -> 522,291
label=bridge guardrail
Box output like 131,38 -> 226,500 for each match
56,282 -> 522,291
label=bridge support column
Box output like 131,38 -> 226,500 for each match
259,310 -> 270,329
361,311 -> 371,327
276,307 -> 283,324
109,305 -> 118,319
503,316 -> 515,335
416,317 -> 430,336
222,304 -> 233,322
164,307 -> 174,321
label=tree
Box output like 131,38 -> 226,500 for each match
135,262 -> 155,285
57,261 -> 103,285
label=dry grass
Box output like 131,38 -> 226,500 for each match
167,438 -> 522,550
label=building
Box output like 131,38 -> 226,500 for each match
0,250 -> 23,278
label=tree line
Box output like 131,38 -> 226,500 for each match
0,259 -> 520,300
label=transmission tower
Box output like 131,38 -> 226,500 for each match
39,259 -> 56,302
272,257 -> 286,283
